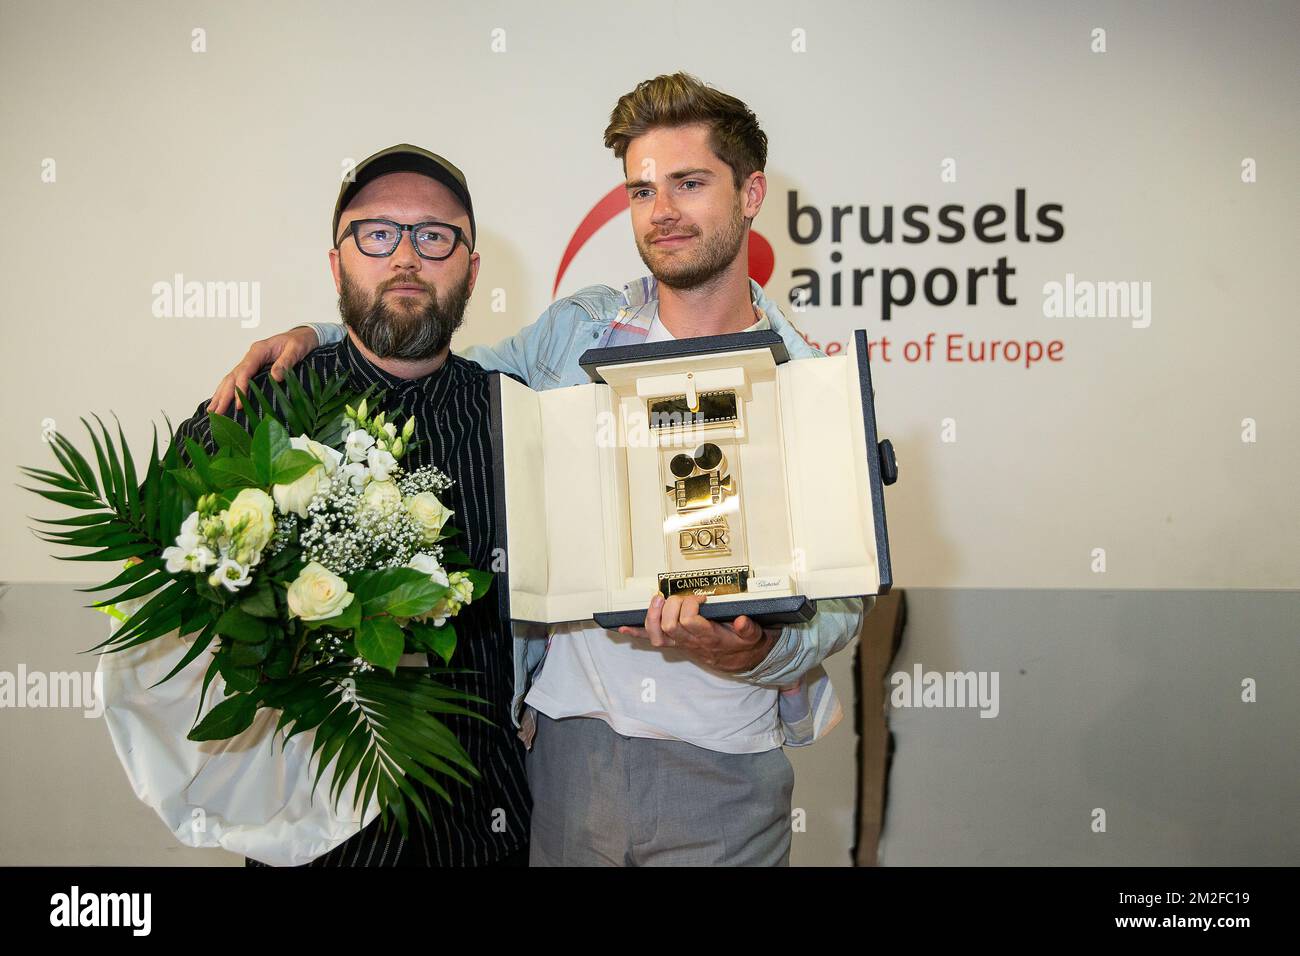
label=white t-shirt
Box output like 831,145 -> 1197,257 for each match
523,309 -> 782,754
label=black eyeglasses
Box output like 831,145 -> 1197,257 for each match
335,218 -> 473,260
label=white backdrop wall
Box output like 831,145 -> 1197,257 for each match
3,0 -> 1296,588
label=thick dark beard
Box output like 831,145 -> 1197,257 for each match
338,266 -> 472,360
638,198 -> 748,291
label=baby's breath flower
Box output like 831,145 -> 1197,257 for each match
298,469 -> 434,573
396,465 -> 453,498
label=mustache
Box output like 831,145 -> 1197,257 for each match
644,226 -> 700,243
379,274 -> 437,293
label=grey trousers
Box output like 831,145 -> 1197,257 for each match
526,711 -> 794,866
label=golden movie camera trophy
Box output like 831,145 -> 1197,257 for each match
666,443 -> 734,557
650,386 -> 751,600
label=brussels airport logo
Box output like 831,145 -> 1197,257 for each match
556,184 -> 1146,366
785,187 -> 1059,319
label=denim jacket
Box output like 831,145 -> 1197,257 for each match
307,277 -> 871,746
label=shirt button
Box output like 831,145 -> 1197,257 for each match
592,331 -> 599,339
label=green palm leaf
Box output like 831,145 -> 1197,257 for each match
260,666 -> 484,836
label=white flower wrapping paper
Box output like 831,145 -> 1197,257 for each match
97,596 -> 382,866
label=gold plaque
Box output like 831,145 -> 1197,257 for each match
658,567 -> 750,598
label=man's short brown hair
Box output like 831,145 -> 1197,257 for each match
604,72 -> 767,189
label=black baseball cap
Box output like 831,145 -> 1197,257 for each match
332,144 -> 476,249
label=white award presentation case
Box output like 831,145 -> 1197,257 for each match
488,329 -> 897,629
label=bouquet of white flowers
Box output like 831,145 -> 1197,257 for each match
21,369 -> 491,837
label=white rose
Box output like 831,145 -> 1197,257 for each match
345,428 -> 375,463
290,435 -> 343,476
286,561 -> 355,621
273,462 -> 329,518
367,446 -> 397,481
223,488 -> 275,555
405,492 -> 453,544
360,479 -> 402,516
